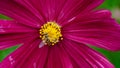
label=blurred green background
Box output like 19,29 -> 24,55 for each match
0,0 -> 120,68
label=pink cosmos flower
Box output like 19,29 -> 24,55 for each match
0,0 -> 120,68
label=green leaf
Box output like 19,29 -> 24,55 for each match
0,46 -> 18,62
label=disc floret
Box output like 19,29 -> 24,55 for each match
39,22 -> 63,46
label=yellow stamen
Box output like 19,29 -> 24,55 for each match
39,22 -> 63,46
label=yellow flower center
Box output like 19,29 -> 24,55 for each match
39,22 -> 63,46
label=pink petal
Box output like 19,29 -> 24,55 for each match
10,0 -> 103,26
14,0 -> 46,24
57,0 -> 104,25
14,0 -> 68,22
62,10 -> 112,26
0,20 -> 37,34
0,0 -> 42,28
63,39 -> 114,68
0,20 -> 38,50
63,10 -> 120,51
45,44 -> 73,68
0,32 -> 39,50
0,39 -> 47,68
